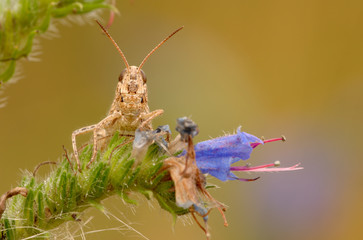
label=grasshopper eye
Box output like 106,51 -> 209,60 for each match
140,69 -> 147,83
119,68 -> 127,82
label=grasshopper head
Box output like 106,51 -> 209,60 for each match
117,66 -> 148,115
96,20 -> 183,115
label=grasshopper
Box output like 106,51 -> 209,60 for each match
72,20 -> 183,172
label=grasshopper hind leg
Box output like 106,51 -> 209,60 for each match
86,128 -> 108,169
86,112 -> 122,168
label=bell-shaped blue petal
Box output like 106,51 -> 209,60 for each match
195,156 -> 239,181
194,127 -> 262,162
194,127 -> 263,181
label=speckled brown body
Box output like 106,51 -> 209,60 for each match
71,65 -> 163,172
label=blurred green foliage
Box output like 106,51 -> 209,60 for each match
0,0 -> 115,85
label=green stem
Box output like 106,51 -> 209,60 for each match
0,133 -> 187,239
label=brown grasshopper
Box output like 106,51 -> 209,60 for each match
72,21 -> 183,172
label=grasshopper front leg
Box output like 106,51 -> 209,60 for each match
138,109 -> 164,130
72,124 -> 97,172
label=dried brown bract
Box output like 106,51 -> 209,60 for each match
163,117 -> 228,239
164,156 -> 205,209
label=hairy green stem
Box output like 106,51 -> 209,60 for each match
0,133 -> 187,239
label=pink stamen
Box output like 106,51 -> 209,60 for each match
251,136 -> 286,149
231,163 -> 303,173
230,163 -> 275,171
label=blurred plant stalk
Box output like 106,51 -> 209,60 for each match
0,0 -> 116,85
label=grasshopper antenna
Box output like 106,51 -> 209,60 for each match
138,26 -> 184,71
95,20 -> 130,70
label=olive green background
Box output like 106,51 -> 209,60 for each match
1,0 -> 362,239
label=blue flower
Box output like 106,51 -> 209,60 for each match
194,127 -> 301,181
194,127 -> 262,161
